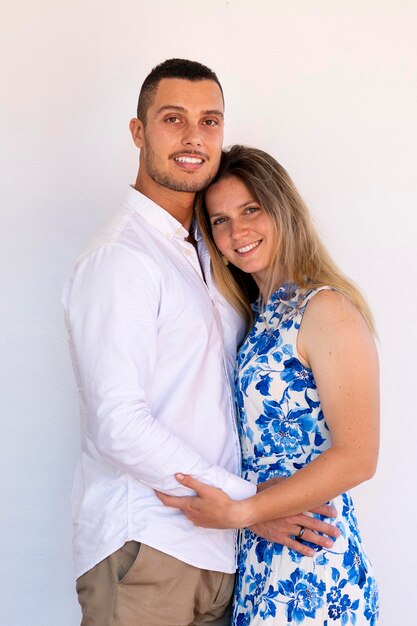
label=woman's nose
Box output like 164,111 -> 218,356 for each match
230,219 -> 249,240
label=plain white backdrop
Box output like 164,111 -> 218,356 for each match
1,1 -> 416,624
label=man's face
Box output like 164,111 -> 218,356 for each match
132,78 -> 224,193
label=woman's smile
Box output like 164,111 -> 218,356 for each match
235,239 -> 262,254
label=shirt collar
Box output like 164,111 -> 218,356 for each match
125,185 -> 189,241
193,218 -> 203,242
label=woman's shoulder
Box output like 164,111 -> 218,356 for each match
301,287 -> 373,347
297,287 -> 377,370
299,285 -> 340,306
266,284 -> 366,333
273,283 -> 340,308
303,288 -> 361,320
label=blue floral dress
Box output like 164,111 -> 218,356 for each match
232,283 -> 379,626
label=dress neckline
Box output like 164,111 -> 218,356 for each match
252,281 -> 304,314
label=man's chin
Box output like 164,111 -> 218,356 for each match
169,180 -> 213,193
153,172 -> 216,193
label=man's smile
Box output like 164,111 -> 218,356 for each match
174,156 -> 204,164
169,151 -> 207,172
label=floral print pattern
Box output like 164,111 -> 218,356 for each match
232,283 -> 379,625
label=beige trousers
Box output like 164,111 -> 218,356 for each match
76,541 -> 234,626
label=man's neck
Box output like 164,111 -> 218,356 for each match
134,174 -> 195,232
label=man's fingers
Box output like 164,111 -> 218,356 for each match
299,529 -> 335,549
310,504 -> 338,518
279,536 -> 315,557
314,520 -> 340,539
293,514 -> 340,538
288,522 -> 336,549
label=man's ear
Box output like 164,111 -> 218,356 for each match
129,118 -> 144,148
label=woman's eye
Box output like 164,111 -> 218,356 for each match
212,217 -> 226,226
245,206 -> 260,215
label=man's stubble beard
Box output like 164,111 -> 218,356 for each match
143,138 -> 218,193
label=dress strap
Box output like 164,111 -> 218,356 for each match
280,286 -> 335,364
300,285 -> 334,309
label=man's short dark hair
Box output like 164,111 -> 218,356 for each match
137,58 -> 224,123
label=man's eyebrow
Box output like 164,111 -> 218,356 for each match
202,109 -> 224,119
156,105 -> 224,119
156,105 -> 186,115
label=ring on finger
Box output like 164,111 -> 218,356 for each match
295,525 -> 306,539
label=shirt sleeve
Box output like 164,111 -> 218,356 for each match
63,244 -> 256,499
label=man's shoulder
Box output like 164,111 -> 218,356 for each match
62,207 -> 163,298
74,204 -> 159,265
78,205 -> 136,255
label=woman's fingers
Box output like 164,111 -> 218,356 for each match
157,475 -> 236,528
155,490 -> 194,512
175,473 -> 221,496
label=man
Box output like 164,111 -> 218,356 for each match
63,59 -> 339,626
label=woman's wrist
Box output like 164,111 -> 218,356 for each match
230,496 -> 258,528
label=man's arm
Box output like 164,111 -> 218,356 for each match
63,243 -> 255,499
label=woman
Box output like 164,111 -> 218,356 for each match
159,145 -> 379,625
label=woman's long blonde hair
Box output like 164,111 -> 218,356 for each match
195,145 -> 375,334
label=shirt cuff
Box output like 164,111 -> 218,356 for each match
222,472 -> 257,500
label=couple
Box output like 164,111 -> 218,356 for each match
63,59 -> 379,625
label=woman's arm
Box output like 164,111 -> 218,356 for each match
240,290 -> 380,525
158,290 -> 379,528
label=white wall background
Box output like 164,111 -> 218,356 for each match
1,1 -> 416,624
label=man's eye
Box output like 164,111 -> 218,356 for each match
203,119 -> 219,126
166,116 -> 180,123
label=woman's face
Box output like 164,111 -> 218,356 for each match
205,175 -> 277,292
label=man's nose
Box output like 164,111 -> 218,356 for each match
181,122 -> 203,148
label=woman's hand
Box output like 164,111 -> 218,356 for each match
156,473 -> 245,528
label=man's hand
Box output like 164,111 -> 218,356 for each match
157,474 -> 341,556
249,504 -> 340,557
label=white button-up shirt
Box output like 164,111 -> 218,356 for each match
62,187 -> 256,579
